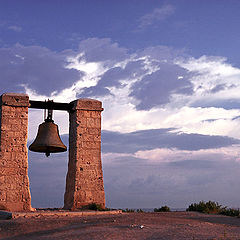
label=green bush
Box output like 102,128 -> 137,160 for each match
154,205 -> 171,212
220,208 -> 240,217
187,201 -> 240,218
86,203 -> 108,211
122,208 -> 135,213
186,201 -> 223,214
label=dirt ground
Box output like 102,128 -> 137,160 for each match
1,211 -> 240,240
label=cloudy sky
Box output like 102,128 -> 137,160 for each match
1,0 -> 240,209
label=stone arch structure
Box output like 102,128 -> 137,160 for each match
0,93 -> 105,212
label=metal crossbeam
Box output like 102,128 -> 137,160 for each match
29,100 -> 73,111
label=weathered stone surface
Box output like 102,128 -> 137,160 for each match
0,94 -> 105,212
11,210 -> 122,219
72,98 -> 103,111
0,93 -> 29,107
0,93 -> 31,212
64,99 -> 105,210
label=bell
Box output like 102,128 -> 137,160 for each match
29,108 -> 67,157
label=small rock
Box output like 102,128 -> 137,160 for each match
130,224 -> 144,229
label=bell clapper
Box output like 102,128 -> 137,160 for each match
45,146 -> 50,157
46,101 -> 53,122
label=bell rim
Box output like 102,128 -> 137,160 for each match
28,120 -> 67,154
29,144 -> 67,153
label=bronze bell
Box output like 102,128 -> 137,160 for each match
29,108 -> 67,157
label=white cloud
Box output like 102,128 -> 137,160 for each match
102,152 -> 133,165
163,106 -> 240,137
13,38 -> 240,209
66,54 -> 107,92
138,5 -> 175,29
176,56 -> 240,102
134,145 -> 240,163
16,38 -> 240,142
103,144 -> 240,208
8,25 -> 22,32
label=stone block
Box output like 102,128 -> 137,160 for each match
7,191 -> 21,202
91,111 -> 101,118
0,176 -> 4,184
4,202 -> 24,212
86,118 -> 95,128
0,93 -> 29,107
71,98 -> 103,111
0,191 -> 6,201
0,168 -> 18,176
64,98 -> 105,210
82,134 -> 94,142
95,118 -> 101,128
93,135 -> 101,142
0,93 -> 31,212
88,128 -> 101,135
78,117 -> 87,127
82,141 -> 101,149
83,111 -> 91,118
1,123 -> 11,131
85,191 -> 93,201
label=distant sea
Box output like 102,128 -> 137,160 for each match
131,208 -> 186,212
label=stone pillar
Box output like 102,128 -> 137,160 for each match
64,99 -> 105,210
0,93 -> 31,211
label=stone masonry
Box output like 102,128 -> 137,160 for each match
0,93 -> 105,212
64,99 -> 105,210
0,93 -> 31,211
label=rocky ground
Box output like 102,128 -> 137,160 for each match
1,211 -> 240,240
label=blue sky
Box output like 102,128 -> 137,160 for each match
1,0 -> 240,209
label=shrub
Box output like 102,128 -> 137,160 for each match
187,201 -> 240,218
137,209 -> 144,213
86,203 -> 107,211
220,208 -> 240,217
122,208 -> 135,213
154,205 -> 171,212
186,201 -> 223,214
